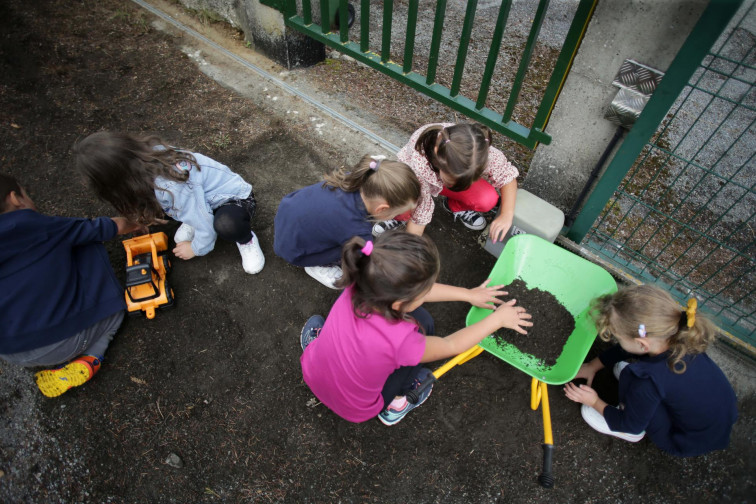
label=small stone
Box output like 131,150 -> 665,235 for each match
165,453 -> 183,468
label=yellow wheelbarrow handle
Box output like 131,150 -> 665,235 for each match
531,377 -> 555,488
406,345 -> 485,404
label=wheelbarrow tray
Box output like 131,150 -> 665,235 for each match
466,235 -> 617,385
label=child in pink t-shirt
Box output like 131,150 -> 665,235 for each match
300,231 -> 532,426
373,122 -> 519,243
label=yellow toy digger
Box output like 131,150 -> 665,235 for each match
122,232 -> 174,319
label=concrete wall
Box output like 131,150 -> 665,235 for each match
523,0 -> 709,214
177,0 -> 323,68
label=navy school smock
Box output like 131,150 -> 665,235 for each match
0,210 -> 126,354
273,183 -> 373,267
599,344 -> 738,457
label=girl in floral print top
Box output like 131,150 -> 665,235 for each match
375,123 -> 519,242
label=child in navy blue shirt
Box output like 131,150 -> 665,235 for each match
274,155 -> 420,288
564,284 -> 738,457
0,174 -> 143,397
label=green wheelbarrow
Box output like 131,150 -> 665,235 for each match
408,234 -> 617,488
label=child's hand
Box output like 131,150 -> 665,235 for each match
173,241 -> 196,260
574,360 -> 601,387
493,299 -> 532,334
489,214 -> 513,243
563,382 -> 599,407
467,279 -> 507,309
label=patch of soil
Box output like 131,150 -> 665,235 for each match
491,279 -> 575,368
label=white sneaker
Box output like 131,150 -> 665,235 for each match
237,232 -> 264,274
174,223 -> 195,243
304,265 -> 343,289
613,361 -> 630,380
372,219 -> 404,236
580,404 -> 645,442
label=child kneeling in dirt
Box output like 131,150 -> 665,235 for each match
75,131 -> 264,275
0,174 -> 143,397
564,285 -> 738,457
299,232 -> 532,425
274,155 -> 420,289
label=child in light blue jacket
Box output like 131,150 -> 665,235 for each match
75,132 -> 264,274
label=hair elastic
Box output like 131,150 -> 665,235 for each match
638,324 -> 647,338
369,160 -> 381,171
685,298 -> 697,328
361,240 -> 374,256
443,139 -> 451,145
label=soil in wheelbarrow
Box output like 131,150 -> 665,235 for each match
492,279 -> 575,368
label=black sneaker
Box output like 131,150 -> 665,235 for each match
372,219 -> 405,236
441,198 -> 486,230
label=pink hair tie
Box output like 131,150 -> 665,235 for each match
369,160 -> 381,171
443,139 -> 451,145
361,240 -> 374,256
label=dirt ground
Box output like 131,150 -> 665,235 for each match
0,1 -> 754,503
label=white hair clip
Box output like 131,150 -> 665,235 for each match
638,324 -> 647,338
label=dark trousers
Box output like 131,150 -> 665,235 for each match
212,193 -> 256,244
380,306 -> 435,409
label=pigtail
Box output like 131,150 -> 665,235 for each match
590,292 -> 616,343
336,236 -> 368,290
322,155 -> 375,193
666,308 -> 716,374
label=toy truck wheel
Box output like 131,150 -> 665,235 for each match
161,254 -> 171,274
162,279 -> 175,310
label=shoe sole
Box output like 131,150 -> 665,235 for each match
301,316 -> 324,350
580,405 -> 644,442
379,385 -> 432,426
304,267 -> 340,289
35,361 -> 92,398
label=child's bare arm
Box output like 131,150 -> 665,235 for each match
420,299 -> 531,363
424,280 -> 506,309
406,221 -> 426,235
563,382 -> 608,414
489,179 -> 517,243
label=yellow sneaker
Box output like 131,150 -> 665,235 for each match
34,355 -> 101,398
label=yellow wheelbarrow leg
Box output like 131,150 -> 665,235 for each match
406,345 -> 485,404
530,377 -> 555,488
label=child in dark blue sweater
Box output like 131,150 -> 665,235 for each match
0,174 -> 143,397
274,155 -> 420,288
564,284 -> 738,457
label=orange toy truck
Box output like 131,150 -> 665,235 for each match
123,232 -> 174,319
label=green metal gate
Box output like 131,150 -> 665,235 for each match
568,0 -> 754,351
260,0 -> 597,149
